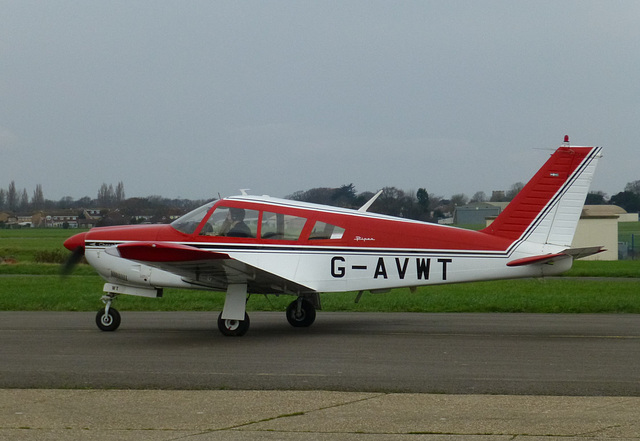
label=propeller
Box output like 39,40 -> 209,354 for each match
61,232 -> 86,276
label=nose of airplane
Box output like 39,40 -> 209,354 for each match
64,232 -> 87,252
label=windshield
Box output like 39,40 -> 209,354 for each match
170,201 -> 216,234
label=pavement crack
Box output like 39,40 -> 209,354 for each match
216,392 -> 387,432
573,424 -> 622,437
310,392 -> 388,412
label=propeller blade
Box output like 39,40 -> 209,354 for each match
61,232 -> 87,276
61,246 -> 85,276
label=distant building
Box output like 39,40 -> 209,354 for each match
571,209 -> 619,261
16,214 -> 34,227
77,218 -> 98,229
482,204 -> 630,261
43,211 -> 79,228
581,205 -> 638,222
454,202 -> 504,225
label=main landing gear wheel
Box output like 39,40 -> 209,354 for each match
217,312 -> 250,337
96,307 -> 121,332
286,298 -> 316,327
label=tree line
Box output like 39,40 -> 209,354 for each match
0,181 -> 129,212
1,179 -> 639,224
0,181 -> 207,218
286,180 -> 640,221
286,182 -> 536,221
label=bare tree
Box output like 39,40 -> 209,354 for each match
506,182 -> 525,201
450,193 -> 469,207
32,184 -> 45,210
97,183 -> 116,207
7,181 -> 17,212
19,188 -> 29,210
115,181 -> 125,202
470,191 -> 487,203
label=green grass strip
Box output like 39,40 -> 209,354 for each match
1,274 -> 638,313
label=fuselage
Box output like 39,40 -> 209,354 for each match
66,195 -> 571,295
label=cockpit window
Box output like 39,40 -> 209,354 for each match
261,212 -> 307,240
171,202 -> 216,234
200,206 -> 258,238
172,202 -> 343,242
309,221 -> 345,240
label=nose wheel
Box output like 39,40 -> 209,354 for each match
96,293 -> 121,332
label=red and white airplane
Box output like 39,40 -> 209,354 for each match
64,142 -> 603,336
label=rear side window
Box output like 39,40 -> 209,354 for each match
261,212 -> 307,240
309,221 -> 345,240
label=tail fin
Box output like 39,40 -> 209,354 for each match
482,146 -> 602,247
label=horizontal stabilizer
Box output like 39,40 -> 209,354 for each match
106,242 -> 230,262
506,253 -> 565,267
507,246 -> 605,267
560,246 -> 606,260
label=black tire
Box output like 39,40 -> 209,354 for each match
217,312 -> 250,336
96,307 -> 121,332
286,299 -> 316,327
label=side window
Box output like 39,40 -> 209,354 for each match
261,212 -> 307,240
309,221 -> 345,240
200,206 -> 258,238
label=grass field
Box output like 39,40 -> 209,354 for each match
619,221 -> 640,242
1,227 -> 639,313
0,228 -> 72,263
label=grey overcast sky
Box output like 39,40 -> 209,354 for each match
1,1 -> 638,201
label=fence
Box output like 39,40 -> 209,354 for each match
619,234 -> 637,260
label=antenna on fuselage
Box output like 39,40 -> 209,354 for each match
240,189 -> 250,196
358,189 -> 383,212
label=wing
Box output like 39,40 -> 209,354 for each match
106,242 -> 315,294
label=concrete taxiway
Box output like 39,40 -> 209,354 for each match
1,390 -> 639,440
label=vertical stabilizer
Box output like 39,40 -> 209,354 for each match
482,146 -> 602,247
